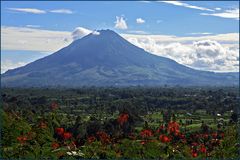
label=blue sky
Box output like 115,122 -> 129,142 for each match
1,1 -> 239,73
1,1 -> 239,35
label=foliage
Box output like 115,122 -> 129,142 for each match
1,87 -> 239,159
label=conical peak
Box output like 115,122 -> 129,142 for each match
90,29 -> 120,38
97,29 -> 117,34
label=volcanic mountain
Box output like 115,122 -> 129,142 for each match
1,29 -> 239,87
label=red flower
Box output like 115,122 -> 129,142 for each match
199,145 -> 207,153
117,113 -> 129,125
168,121 -> 180,134
63,132 -> 72,140
140,129 -> 153,138
17,136 -> 28,144
87,136 -> 96,143
97,131 -> 111,144
51,102 -> 58,110
212,132 -> 218,139
51,142 -> 60,149
159,135 -> 170,143
55,127 -> 64,135
192,152 -> 198,158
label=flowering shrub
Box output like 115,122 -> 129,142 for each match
1,107 -> 239,159
117,113 -> 129,126
55,127 -> 64,135
140,129 -> 153,138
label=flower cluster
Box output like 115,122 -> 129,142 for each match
97,131 -> 111,144
159,135 -> 170,143
17,135 -> 28,144
87,136 -> 96,143
52,142 -> 60,149
117,113 -> 129,126
140,129 -> 153,138
168,121 -> 180,134
55,127 -> 72,140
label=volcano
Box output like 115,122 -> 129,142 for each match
1,29 -> 239,87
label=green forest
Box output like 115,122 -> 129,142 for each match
1,87 -> 239,159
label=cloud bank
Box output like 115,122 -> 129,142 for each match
125,37 -> 239,72
1,60 -> 27,73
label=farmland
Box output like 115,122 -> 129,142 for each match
1,87 -> 239,159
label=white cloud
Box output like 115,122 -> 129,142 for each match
125,36 -> 239,72
114,16 -> 128,30
8,8 -> 46,14
201,8 -> 239,20
189,32 -> 212,35
7,8 -> 74,15
161,1 -> 214,11
127,30 -> 148,34
1,26 -> 72,52
26,25 -> 41,28
215,8 -> 222,11
136,18 -> 145,24
1,60 -> 27,73
123,32 -> 239,44
49,9 -> 73,14
71,27 -> 92,41
92,30 -> 100,35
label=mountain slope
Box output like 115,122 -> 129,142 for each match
1,29 -> 239,87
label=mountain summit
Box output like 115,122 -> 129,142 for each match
1,29 -> 239,87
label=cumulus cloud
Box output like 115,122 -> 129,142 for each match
114,16 -> 128,29
71,27 -> 92,41
201,8 -> 239,20
125,37 -> 239,72
123,33 -> 239,44
49,9 -> 73,14
136,18 -> 145,24
161,1 -> 214,11
8,8 -> 46,14
1,60 -> 27,73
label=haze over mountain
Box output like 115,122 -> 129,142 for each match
1,29 -> 239,87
